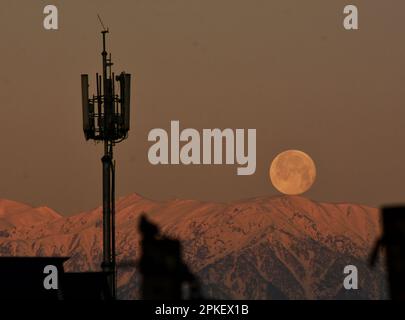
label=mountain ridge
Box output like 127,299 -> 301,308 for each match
0,194 -> 386,299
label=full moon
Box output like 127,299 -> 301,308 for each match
269,150 -> 316,195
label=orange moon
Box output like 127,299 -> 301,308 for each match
269,150 -> 316,195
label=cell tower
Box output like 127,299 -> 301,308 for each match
81,20 -> 131,300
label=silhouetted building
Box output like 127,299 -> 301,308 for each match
370,206 -> 405,300
62,272 -> 111,300
0,257 -> 111,300
0,257 -> 68,300
139,215 -> 202,300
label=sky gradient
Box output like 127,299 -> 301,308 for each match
1,1 -> 405,215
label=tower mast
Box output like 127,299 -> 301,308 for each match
81,20 -> 132,299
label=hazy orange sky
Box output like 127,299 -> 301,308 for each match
1,0 -> 405,215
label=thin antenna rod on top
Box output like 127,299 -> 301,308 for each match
97,14 -> 108,32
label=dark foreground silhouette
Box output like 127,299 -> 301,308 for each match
0,214 -> 202,300
0,257 -> 112,300
139,214 -> 203,300
370,206 -> 405,300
